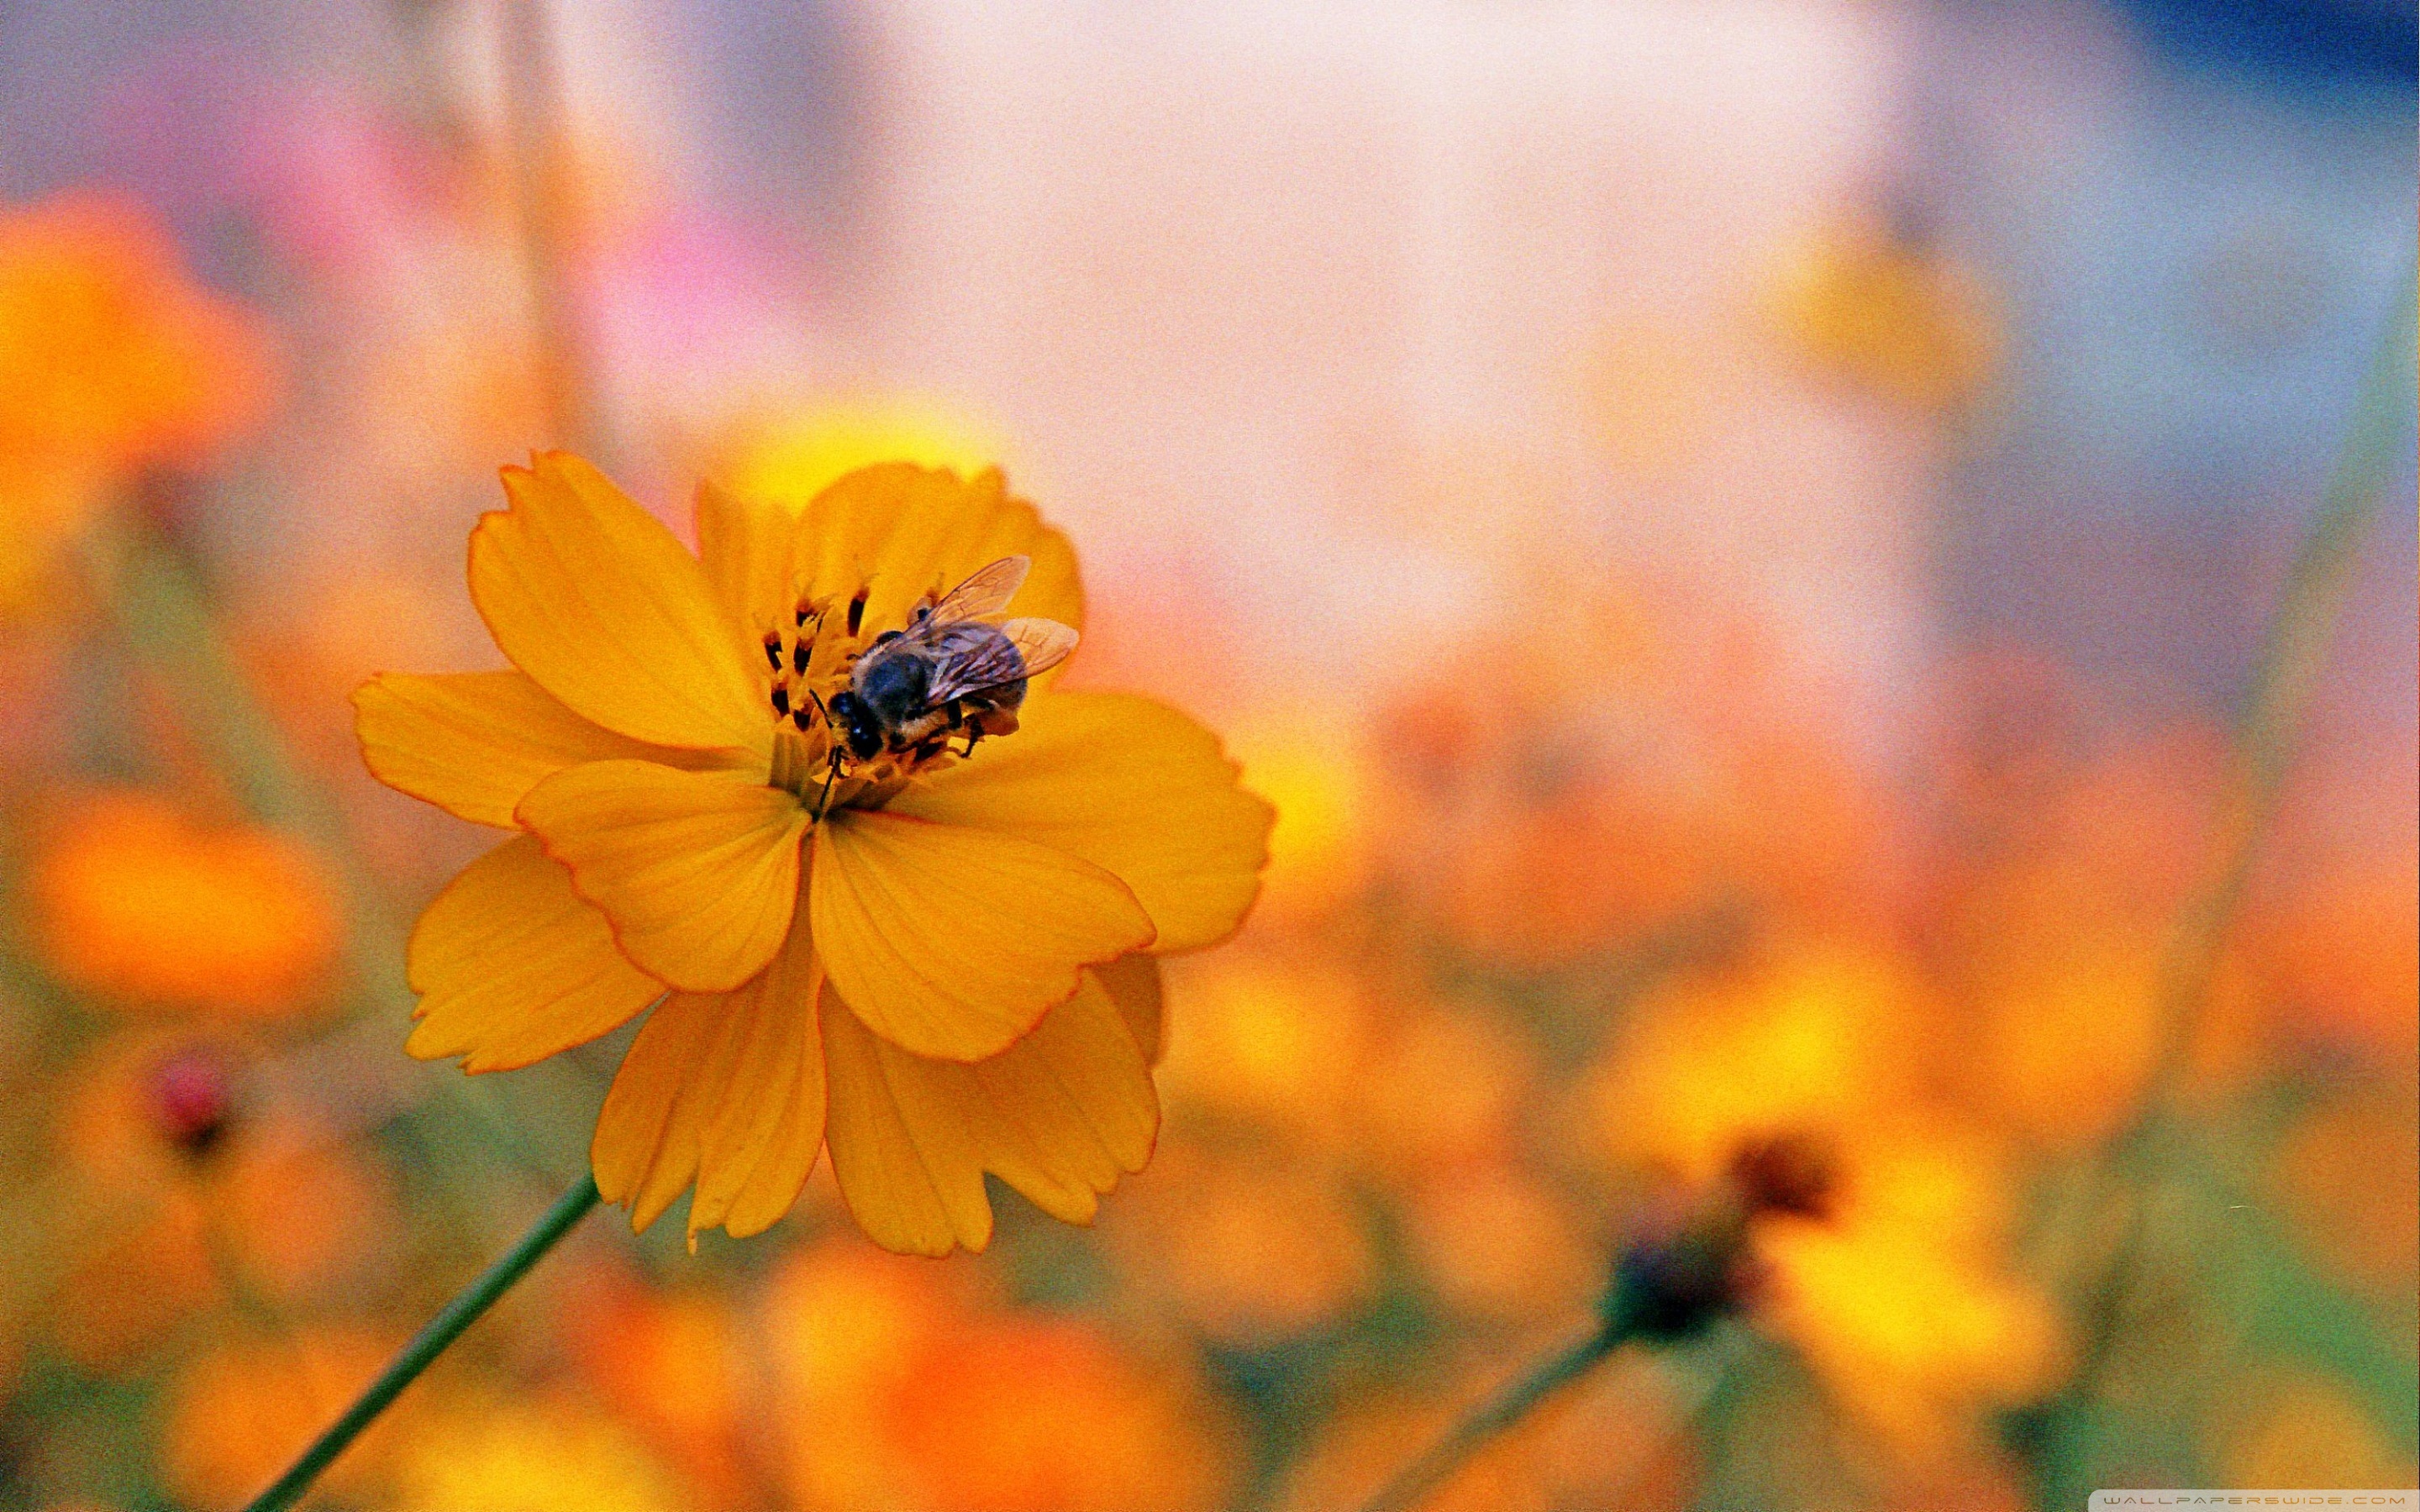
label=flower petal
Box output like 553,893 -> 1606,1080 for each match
694,478 -> 800,637
404,835 -> 662,1072
810,810 -> 1154,1062
353,670 -> 724,829
892,691 -> 1271,953
1094,953 -> 1166,1065
469,452 -> 767,754
518,760 -> 808,993
794,464 -> 1083,638
590,917 -> 827,1238
821,971 -> 1157,1257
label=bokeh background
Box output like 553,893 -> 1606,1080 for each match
1,1 -> 2413,1509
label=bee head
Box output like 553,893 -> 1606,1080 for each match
826,690 -> 888,761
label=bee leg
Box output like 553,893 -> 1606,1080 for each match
813,748 -> 844,819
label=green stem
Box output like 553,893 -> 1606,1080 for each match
91,522 -> 417,1017
242,1174 -> 602,1512
2033,257 -> 2417,1494
1351,1318 -> 1629,1512
2130,255 -> 2418,1125
90,521 -> 583,1189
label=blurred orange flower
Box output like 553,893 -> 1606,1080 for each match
2264,1080 -> 2420,1304
1931,729 -> 2254,1147
0,190 -> 275,605
160,1326 -> 407,1509
884,1312 -> 1235,1512
1372,645 -> 1713,965
1350,1001 -> 1536,1173
1106,1137 -> 1378,1347
1400,1161 -> 1594,1322
762,1239 -> 1236,1512
355,453 -> 1270,1250
564,1268 -> 755,1506
1281,1357 -> 1700,1512
30,789 -> 341,1018
2246,848 -> 2419,1059
47,1031 -> 395,1372
1370,580 -> 1886,967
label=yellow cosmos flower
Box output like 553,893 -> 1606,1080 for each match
355,453 -> 1271,1252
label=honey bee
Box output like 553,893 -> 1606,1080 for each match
826,555 -> 1077,763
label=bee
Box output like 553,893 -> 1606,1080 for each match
826,555 -> 1078,764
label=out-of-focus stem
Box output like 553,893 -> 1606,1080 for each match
2044,257 -> 2417,1451
498,0 -> 609,465
1352,1318 -> 1630,1512
89,523 -> 416,1018
242,1174 -> 602,1512
87,522 -> 573,1189
2127,257 -> 2417,1124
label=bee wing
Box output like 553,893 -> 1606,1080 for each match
997,617 -> 1079,679
923,618 -> 1080,704
925,555 -> 1032,625
922,629 -> 1034,705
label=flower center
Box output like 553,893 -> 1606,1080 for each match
757,583 -> 969,816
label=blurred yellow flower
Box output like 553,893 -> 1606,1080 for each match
1586,945 -> 2067,1461
1587,947 -> 1931,1188
355,453 -> 1270,1251
1155,954 -> 1369,1139
30,789 -> 342,1019
392,1394 -> 689,1512
717,400 -> 1007,511
1220,711 -> 1370,923
1766,215 -> 2002,415
0,191 -> 275,606
1754,1131 -> 2067,1461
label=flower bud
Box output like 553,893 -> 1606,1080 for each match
1605,1132 -> 1840,1341
1728,1132 -> 1841,1221
146,1045 -> 235,1158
